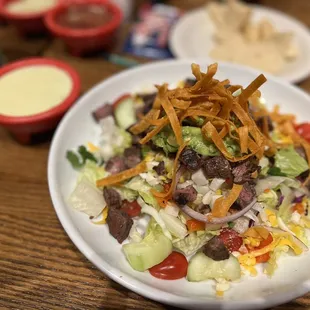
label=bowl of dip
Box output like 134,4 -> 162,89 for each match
44,0 -> 123,56
0,0 -> 60,35
0,58 -> 80,144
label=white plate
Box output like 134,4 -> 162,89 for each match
169,6 -> 310,84
48,60 -> 310,310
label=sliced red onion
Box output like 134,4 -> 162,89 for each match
180,199 -> 257,224
293,195 -> 305,203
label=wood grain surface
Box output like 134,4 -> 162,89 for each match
1,1 -> 310,309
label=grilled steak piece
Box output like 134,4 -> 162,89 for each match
107,207 -> 133,243
124,146 -> 142,168
255,116 -> 274,132
184,78 -> 197,87
236,182 -> 256,209
153,161 -> 165,175
92,103 -> 113,122
103,188 -> 121,209
138,93 -> 157,115
232,158 -> 258,184
173,185 -> 197,206
203,156 -> 232,179
105,156 -> 126,174
203,236 -> 230,261
179,147 -> 202,171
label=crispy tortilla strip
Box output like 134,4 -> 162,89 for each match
96,161 -> 147,187
130,109 -> 160,135
151,141 -> 188,199
232,102 -> 264,145
202,122 -> 233,159
238,74 -> 267,110
139,117 -> 170,144
212,184 -> 243,217
171,98 -> 192,110
190,63 -> 218,92
238,126 -> 249,154
158,84 -> 183,146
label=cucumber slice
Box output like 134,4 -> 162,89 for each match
187,252 -> 241,282
114,97 -> 137,130
122,230 -> 172,272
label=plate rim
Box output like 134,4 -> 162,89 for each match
169,5 -> 310,84
48,59 -> 310,310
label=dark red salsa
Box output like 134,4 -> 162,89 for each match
55,4 -> 112,29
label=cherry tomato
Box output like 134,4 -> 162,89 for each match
219,228 -> 243,252
112,93 -> 131,110
121,200 -> 141,218
149,252 -> 188,280
187,219 -> 205,232
295,123 -> 310,143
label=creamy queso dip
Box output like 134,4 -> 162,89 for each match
6,0 -> 58,14
0,65 -> 73,117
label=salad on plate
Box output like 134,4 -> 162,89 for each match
66,63 -> 310,296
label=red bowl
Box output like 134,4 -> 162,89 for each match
44,0 -> 123,56
0,58 -> 80,144
0,0 -> 60,35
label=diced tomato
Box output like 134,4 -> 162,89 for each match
255,252 -> 270,264
219,228 -> 243,252
293,203 -> 305,215
112,93 -> 131,110
295,123 -> 310,143
187,219 -> 205,232
149,252 -> 188,280
121,200 -> 141,218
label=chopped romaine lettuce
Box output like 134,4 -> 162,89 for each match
159,210 -> 188,239
274,146 -> 308,178
115,187 -> 138,202
125,176 -> 160,209
69,177 -> 105,217
77,160 -> 107,185
138,197 -> 172,239
122,222 -> 172,271
257,189 -> 278,209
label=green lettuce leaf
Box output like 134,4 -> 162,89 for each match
77,160 -> 107,185
274,146 -> 308,178
67,145 -> 97,169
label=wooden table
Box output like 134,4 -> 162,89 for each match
1,1 -> 310,309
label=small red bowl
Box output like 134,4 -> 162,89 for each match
44,0 -> 123,56
0,0 -> 60,35
0,58 -> 80,144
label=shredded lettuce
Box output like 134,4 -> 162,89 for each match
159,209 -> 188,239
173,232 -> 213,256
138,197 -> 172,240
274,146 -> 308,178
77,160 -> 107,185
125,176 -> 160,210
257,190 -> 278,209
278,184 -> 295,222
